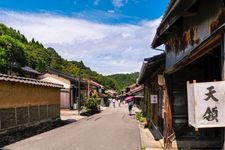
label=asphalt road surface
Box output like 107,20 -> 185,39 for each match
3,104 -> 141,150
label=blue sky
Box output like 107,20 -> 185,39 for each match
0,0 -> 169,75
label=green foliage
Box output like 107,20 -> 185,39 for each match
61,61 -> 80,77
0,35 -> 26,73
24,41 -> 52,71
0,23 -> 27,43
107,72 -> 139,91
46,47 -> 63,70
135,112 -> 146,122
82,95 -> 99,115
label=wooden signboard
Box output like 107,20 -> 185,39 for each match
187,81 -> 225,128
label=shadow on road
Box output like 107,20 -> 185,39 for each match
0,119 -> 74,148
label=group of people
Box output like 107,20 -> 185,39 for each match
111,94 -> 134,115
111,98 -> 122,108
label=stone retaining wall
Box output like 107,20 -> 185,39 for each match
0,104 -> 59,133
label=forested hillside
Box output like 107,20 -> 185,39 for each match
0,23 -> 138,91
107,72 -> 139,91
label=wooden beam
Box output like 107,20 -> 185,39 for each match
221,33 -> 225,80
181,11 -> 198,17
221,32 -> 225,150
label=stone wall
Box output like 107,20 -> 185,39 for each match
0,104 -> 59,132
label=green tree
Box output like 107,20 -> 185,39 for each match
107,72 -> 139,91
0,35 -> 26,73
0,24 -> 27,43
61,61 -> 80,77
24,42 -> 51,71
46,47 -> 63,69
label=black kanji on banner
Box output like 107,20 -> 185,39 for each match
204,86 -> 218,102
202,107 -> 218,122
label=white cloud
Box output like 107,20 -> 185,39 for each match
107,10 -> 115,14
0,10 -> 162,75
112,0 -> 128,8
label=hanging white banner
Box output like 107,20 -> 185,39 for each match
187,81 -> 225,128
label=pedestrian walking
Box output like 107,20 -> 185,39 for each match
112,98 -> 116,108
118,99 -> 121,107
128,101 -> 133,115
125,94 -> 134,115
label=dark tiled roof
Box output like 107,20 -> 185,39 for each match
0,73 -> 63,88
90,80 -> 104,88
21,66 -> 40,74
152,0 -> 198,48
129,85 -> 144,94
138,53 -> 165,84
98,92 -> 108,98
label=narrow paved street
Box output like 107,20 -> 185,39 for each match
3,104 -> 141,150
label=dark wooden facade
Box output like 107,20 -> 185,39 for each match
150,0 -> 225,149
138,53 -> 165,141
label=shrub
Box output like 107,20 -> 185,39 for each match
81,95 -> 99,115
135,112 -> 146,122
135,112 -> 143,120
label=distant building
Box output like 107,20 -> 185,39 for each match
123,83 -> 144,107
88,80 -> 108,107
105,89 -> 117,97
9,63 -> 40,78
21,65 -> 41,78
39,68 -> 107,109
39,68 -> 79,109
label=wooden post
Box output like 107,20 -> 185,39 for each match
186,81 -> 191,128
162,76 -> 173,149
222,33 -> 225,81
221,33 -> 225,150
77,69 -> 81,115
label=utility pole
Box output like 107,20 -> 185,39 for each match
88,79 -> 90,99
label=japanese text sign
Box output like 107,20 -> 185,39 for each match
187,81 -> 225,128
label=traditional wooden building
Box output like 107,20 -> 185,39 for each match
105,90 -> 117,97
138,53 -> 165,140
151,0 -> 225,149
127,85 -> 144,107
88,80 -> 107,106
39,68 -> 79,109
0,73 -> 62,134
40,69 -> 107,109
